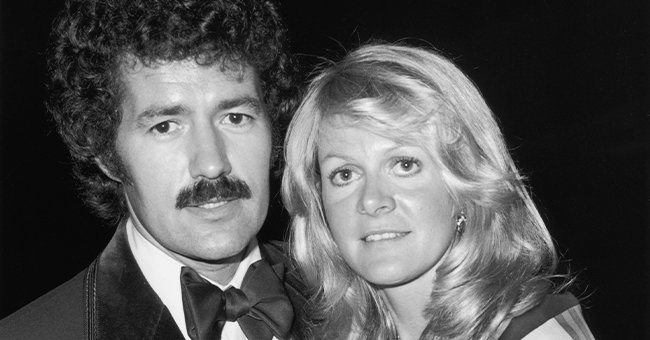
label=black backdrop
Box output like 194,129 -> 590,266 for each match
1,1 -> 648,338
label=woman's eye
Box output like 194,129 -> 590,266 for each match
329,169 -> 358,186
393,157 -> 421,176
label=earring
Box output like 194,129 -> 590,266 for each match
455,212 -> 467,236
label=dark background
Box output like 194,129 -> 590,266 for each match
1,1 -> 648,338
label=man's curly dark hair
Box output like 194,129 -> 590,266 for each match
47,0 -> 297,224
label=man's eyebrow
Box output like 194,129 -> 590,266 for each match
132,96 -> 263,128
135,105 -> 187,127
218,96 -> 263,113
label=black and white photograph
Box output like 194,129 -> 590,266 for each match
0,1 -> 647,338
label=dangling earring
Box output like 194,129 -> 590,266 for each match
455,212 -> 467,237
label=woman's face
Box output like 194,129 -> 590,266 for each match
317,117 -> 456,287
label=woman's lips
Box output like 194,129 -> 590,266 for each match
362,231 -> 410,242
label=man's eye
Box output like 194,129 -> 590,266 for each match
150,121 -> 180,135
224,113 -> 252,126
152,121 -> 171,134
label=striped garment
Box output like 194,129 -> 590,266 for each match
522,304 -> 594,340
500,294 -> 595,340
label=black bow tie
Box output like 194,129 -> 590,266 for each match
180,259 -> 294,340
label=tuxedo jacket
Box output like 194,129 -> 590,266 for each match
0,223 -> 308,339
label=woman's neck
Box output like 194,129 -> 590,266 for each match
382,275 -> 435,340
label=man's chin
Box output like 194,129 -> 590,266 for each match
186,229 -> 257,261
190,249 -> 248,265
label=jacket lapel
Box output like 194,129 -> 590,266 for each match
88,222 -> 184,340
258,240 -> 310,339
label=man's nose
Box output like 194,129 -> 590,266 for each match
189,126 -> 231,179
357,175 -> 396,216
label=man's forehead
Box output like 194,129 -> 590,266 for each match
110,58 -> 268,133
119,56 -> 255,83
115,56 -> 263,112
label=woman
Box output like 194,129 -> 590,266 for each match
282,43 -> 593,339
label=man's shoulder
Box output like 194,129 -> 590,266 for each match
258,240 -> 307,291
0,268 -> 89,339
258,240 -> 288,262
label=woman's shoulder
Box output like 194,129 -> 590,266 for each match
499,293 -> 595,340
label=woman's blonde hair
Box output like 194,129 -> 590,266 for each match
282,43 -> 558,339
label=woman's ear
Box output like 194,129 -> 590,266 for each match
95,157 -> 122,183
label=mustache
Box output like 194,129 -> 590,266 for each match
175,176 -> 252,209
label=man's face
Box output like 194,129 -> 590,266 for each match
113,59 -> 271,264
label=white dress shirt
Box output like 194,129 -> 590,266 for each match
126,218 -> 263,340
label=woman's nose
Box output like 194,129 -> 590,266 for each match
357,175 -> 396,216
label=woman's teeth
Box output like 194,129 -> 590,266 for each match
364,232 -> 408,242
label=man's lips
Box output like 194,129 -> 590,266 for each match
361,230 -> 411,242
186,197 -> 237,209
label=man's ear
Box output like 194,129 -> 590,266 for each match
95,157 -> 123,183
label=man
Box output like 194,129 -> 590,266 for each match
0,0 -> 305,339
